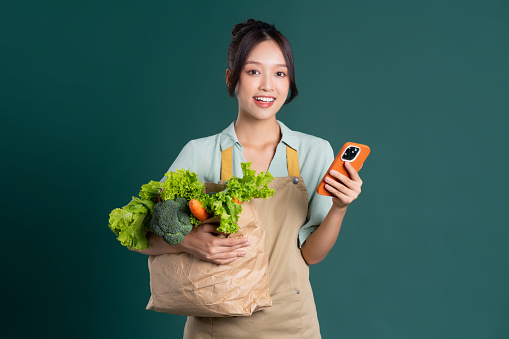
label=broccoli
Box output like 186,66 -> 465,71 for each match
150,197 -> 193,245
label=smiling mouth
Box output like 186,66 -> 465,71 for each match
253,96 -> 275,108
253,96 -> 275,102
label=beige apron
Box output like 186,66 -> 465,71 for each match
183,145 -> 321,339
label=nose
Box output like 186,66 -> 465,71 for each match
259,73 -> 273,92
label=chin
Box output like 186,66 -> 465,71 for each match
251,111 -> 278,121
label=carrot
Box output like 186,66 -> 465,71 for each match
189,199 -> 210,221
232,198 -> 241,204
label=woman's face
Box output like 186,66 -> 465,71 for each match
233,40 -> 290,122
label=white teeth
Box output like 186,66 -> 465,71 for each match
254,97 -> 275,102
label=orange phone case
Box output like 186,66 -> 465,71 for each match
316,142 -> 370,197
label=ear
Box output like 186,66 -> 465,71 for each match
225,69 -> 231,87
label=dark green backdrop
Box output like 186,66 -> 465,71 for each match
2,0 -> 508,338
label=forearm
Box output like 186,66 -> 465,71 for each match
301,205 -> 347,265
128,231 -> 185,256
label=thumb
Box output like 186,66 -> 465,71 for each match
197,223 -> 220,234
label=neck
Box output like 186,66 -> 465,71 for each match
234,115 -> 281,148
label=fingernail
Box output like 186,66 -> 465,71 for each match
330,170 -> 338,175
240,251 -> 246,256
245,242 -> 250,246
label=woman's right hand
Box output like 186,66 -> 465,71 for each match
179,223 -> 249,265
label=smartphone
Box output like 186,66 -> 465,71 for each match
316,142 -> 370,197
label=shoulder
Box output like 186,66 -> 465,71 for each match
292,130 -> 334,164
181,133 -> 221,153
166,133 -> 221,175
294,131 -> 332,150
278,120 -> 333,156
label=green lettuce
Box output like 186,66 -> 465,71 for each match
202,191 -> 244,233
139,180 -> 165,202
226,162 -> 275,202
159,169 -> 206,202
201,162 -> 275,233
108,162 -> 275,248
108,197 -> 155,250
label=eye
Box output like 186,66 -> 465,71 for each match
247,70 -> 260,75
276,71 -> 287,77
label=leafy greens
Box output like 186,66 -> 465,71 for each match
108,162 -> 274,249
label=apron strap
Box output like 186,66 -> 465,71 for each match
221,146 -> 233,181
221,145 -> 300,181
286,145 -> 301,177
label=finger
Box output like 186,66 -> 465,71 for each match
196,223 -> 214,231
218,236 -> 250,248
210,249 -> 247,261
327,186 -> 354,206
198,223 -> 222,234
329,170 -> 360,191
208,227 -> 238,238
324,182 -> 351,199
211,241 -> 248,254
343,161 -> 362,183
328,170 -> 352,186
324,175 -> 351,195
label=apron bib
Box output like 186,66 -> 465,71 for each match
183,145 -> 321,339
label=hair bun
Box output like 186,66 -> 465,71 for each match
231,18 -> 275,37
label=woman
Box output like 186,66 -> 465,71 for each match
133,19 -> 363,338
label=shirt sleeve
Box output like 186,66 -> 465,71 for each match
160,141 -> 197,183
159,136 -> 221,183
298,140 -> 335,248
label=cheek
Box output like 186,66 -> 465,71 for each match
236,76 -> 249,95
238,81 -> 258,99
280,81 -> 290,97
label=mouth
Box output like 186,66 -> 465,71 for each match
253,96 -> 275,108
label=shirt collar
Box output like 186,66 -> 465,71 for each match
220,120 -> 299,151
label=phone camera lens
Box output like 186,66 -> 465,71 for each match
341,146 -> 359,161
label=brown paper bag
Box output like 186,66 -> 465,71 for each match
146,182 -> 272,317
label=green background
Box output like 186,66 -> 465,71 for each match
2,0 -> 508,338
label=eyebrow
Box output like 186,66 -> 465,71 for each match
245,61 -> 288,68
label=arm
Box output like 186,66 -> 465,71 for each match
128,231 -> 185,256
301,161 -> 363,265
301,205 -> 347,265
129,224 -> 250,265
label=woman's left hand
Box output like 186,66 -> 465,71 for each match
324,161 -> 363,209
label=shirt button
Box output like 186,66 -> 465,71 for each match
296,290 -> 300,294
292,178 -> 299,184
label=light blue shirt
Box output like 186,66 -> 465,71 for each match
163,120 -> 335,247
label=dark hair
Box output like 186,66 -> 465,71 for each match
226,19 -> 298,104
